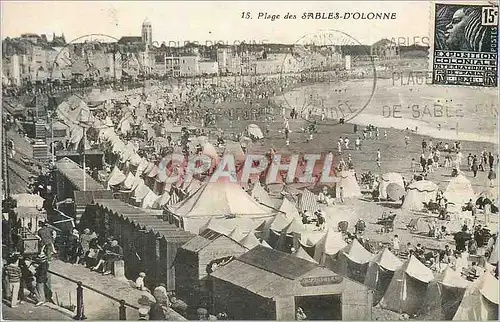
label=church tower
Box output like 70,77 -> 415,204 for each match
141,18 -> 152,48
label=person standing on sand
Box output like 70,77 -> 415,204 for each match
337,140 -> 342,155
376,149 -> 381,171
355,137 -> 361,151
344,137 -> 349,149
384,130 -> 387,139
422,139 -> 427,154
283,118 -> 290,146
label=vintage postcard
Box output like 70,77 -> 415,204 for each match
1,1 -> 498,321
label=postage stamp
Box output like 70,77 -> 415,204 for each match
431,3 -> 498,87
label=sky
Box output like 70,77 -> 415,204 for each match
1,1 -> 433,45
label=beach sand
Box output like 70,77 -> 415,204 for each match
274,78 -> 498,144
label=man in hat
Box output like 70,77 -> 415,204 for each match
37,221 -> 56,258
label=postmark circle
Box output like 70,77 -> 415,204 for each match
279,29 -> 377,127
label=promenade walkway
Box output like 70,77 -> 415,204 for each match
49,259 -> 185,320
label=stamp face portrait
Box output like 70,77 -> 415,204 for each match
432,3 -> 498,87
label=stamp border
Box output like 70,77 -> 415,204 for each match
428,0 -> 499,88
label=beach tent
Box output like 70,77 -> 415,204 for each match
107,166 -> 126,187
364,248 -> 403,305
419,267 -> 470,320
402,180 -> 439,211
249,182 -> 274,207
313,228 -> 347,269
167,181 -> 276,234
379,173 -> 404,200
379,255 -> 434,315
452,272 -> 498,321
278,198 -> 301,220
294,246 -> 317,263
297,188 -> 320,213
260,239 -> 272,248
142,190 -> 158,209
228,226 -> 246,242
334,239 -> 374,283
239,231 -> 261,250
152,192 -> 171,209
337,171 -> 362,198
247,124 -> 264,139
123,172 -> 136,190
444,174 -> 475,209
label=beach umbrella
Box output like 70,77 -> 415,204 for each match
386,183 -> 405,201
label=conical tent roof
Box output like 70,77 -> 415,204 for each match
250,182 -> 274,207
340,239 -> 374,264
364,248 -> 402,306
402,180 -> 439,211
294,247 -> 317,263
444,174 -> 475,207
313,228 -> 347,262
240,231 -> 260,250
123,171 -> 136,189
379,255 -> 434,315
297,188 -> 320,213
279,198 -> 301,220
228,226 -> 246,242
453,272 -> 499,321
170,181 -> 275,218
404,255 -> 434,283
260,239 -> 272,248
420,267 -> 470,321
370,248 -> 403,271
270,213 -> 292,231
108,166 -> 126,186
337,170 -> 362,198
281,218 -> 306,234
153,192 -> 171,209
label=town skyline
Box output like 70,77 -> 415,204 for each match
2,1 -> 430,46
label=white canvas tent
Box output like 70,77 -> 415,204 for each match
107,166 -> 126,187
169,181 -> 275,218
337,171 -> 362,198
419,266 -> 470,320
250,182 -> 275,207
364,248 -> 403,305
402,180 -> 439,211
278,198 -> 301,220
334,239 -> 374,283
247,123 -> 264,139
239,231 -> 261,250
452,272 -> 498,321
313,228 -> 347,269
294,246 -> 317,263
379,255 -> 434,315
444,174 -> 476,210
379,172 -> 404,200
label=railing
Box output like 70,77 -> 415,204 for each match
48,269 -> 138,320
